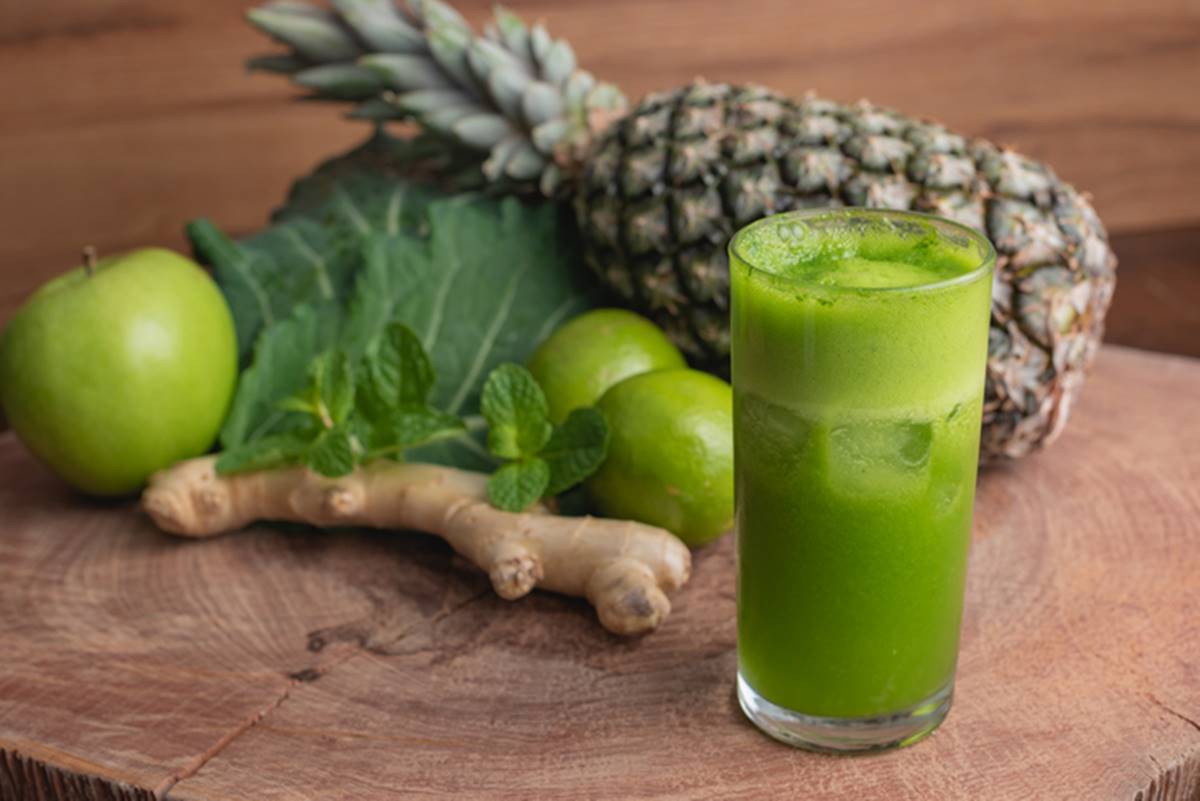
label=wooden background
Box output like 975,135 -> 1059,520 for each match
1,0 -> 1198,353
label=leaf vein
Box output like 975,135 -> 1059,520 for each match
282,227 -> 334,299
448,259 -> 531,414
423,235 -> 464,352
533,294 -> 586,347
385,187 -> 402,235
226,250 -> 275,332
336,186 -> 371,234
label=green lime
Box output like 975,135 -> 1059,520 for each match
527,308 -> 685,424
586,368 -> 733,546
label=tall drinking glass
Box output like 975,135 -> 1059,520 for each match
730,208 -> 995,752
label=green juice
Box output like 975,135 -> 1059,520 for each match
730,210 -> 993,750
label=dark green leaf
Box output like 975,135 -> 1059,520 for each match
339,234 -> 431,356
481,363 -> 552,460
486,458 -> 550,512
187,218 -> 358,364
306,427 -> 357,477
201,134 -> 597,471
215,432 -> 314,475
272,134 -> 444,224
541,407 -> 609,496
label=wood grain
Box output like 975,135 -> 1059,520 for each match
1,0 -> 1197,329
1,345 -> 1198,800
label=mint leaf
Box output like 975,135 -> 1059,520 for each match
216,432 -> 314,475
321,350 -> 356,426
370,323 -> 434,408
541,407 -> 610,496
361,408 -> 465,456
355,355 -> 393,431
389,409 -> 464,448
220,304 -> 342,449
487,459 -> 550,512
306,427 -> 357,477
276,395 -> 317,416
275,349 -> 356,429
481,363 -> 553,460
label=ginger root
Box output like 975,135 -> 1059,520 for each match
142,456 -> 692,635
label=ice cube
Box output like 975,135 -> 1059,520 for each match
933,476 -> 964,516
735,392 -> 813,476
827,419 -> 933,499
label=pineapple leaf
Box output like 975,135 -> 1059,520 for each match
504,142 -> 545,180
453,114 -> 515,149
348,97 -> 409,121
528,24 -> 552,65
522,81 -> 564,127
247,53 -> 309,73
541,41 -> 576,85
415,0 -> 473,34
246,4 -> 361,63
531,119 -> 569,154
360,53 -> 456,91
331,0 -> 425,53
396,88 -> 475,115
482,134 -> 524,181
425,22 -> 478,97
293,63 -> 385,100
490,7 -> 531,64
245,0 -> 628,195
487,67 -> 532,119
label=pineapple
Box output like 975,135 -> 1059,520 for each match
245,0 -> 1117,461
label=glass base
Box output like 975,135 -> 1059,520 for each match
737,673 -> 953,753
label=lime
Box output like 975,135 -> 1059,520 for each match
586,368 -> 733,546
527,308 -> 685,424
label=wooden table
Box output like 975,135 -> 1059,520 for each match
1,345 -> 1198,800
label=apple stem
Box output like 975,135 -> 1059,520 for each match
82,246 -> 98,276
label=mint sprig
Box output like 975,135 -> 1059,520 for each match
216,335 -> 609,510
540,407 -> 609,496
482,363 -> 553,459
355,325 -> 464,457
487,459 -> 551,512
214,431 -> 313,475
216,322 -> 464,478
480,363 -> 610,512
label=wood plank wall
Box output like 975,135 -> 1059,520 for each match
1,0 -> 1198,352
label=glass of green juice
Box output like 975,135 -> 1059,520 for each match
729,208 -> 995,752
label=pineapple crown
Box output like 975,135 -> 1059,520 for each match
247,0 -> 627,194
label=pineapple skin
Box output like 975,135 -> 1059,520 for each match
573,82 -> 1117,461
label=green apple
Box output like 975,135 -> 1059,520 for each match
0,248 -> 237,496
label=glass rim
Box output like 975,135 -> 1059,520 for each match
728,207 -> 997,295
